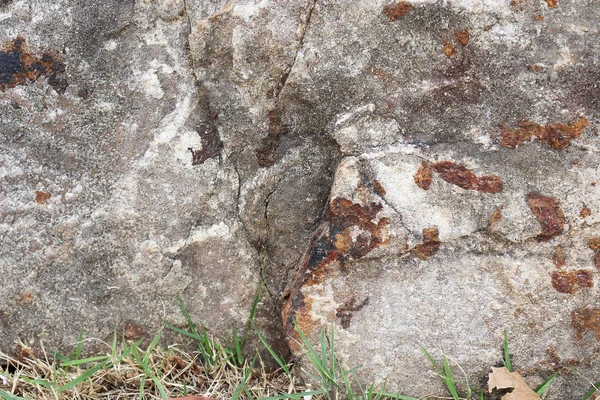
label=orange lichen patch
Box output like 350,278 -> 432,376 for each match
0,36 -> 67,93
580,208 -> 591,218
443,40 -> 456,57
588,238 -> 600,251
525,192 -> 564,241
552,245 -> 566,268
551,270 -> 593,294
544,0 -> 558,8
373,179 -> 386,196
412,226 -> 440,260
336,297 -> 369,329
35,190 -> 51,204
256,109 -> 288,167
432,161 -> 503,193
534,14 -> 545,21
488,209 -> 503,230
572,307 -> 600,340
501,116 -> 589,149
414,161 -> 433,190
454,30 -> 470,46
383,1 -> 413,21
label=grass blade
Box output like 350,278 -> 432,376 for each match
420,346 -> 442,375
0,390 -> 23,400
260,390 -> 325,400
75,331 -> 83,361
503,330 -> 512,372
57,360 -> 110,392
535,371 -> 559,395
60,355 -> 110,367
442,356 -> 459,400
582,380 -> 600,400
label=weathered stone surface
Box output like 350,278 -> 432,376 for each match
2,0 -> 600,397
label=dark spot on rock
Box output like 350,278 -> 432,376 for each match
488,209 -> 503,230
412,226 -> 440,260
454,29 -> 470,46
188,122 -> 223,165
525,192 -> 564,241
336,297 -> 369,329
588,238 -> 600,251
544,0 -> 558,8
443,40 -> 456,57
77,86 -> 89,99
414,161 -> 433,190
572,307 -> 600,340
500,116 -> 589,149
383,1 -> 413,21
35,191 -> 51,204
552,245 -> 566,268
0,36 -> 68,94
256,109 -> 288,167
432,161 -> 503,193
551,270 -> 593,294
373,179 -> 386,196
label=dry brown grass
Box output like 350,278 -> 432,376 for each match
0,337 -> 308,400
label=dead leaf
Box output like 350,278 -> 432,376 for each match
488,367 -> 540,400
168,397 -> 217,400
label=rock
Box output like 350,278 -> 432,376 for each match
1,0 -> 600,398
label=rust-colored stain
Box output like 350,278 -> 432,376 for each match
35,190 -> 51,204
412,226 -> 440,260
256,109 -> 288,167
525,192 -> 564,241
414,161 -> 433,190
373,179 -> 386,196
534,14 -> 545,21
432,161 -> 503,193
454,30 -> 470,46
443,40 -> 456,57
588,238 -> 600,251
0,36 -> 67,93
580,207 -> 591,218
123,322 -> 149,340
283,197 -> 388,350
572,307 -> 600,340
543,345 -> 578,371
336,297 -> 369,329
544,0 -> 558,8
188,122 -> 223,166
488,208 -> 503,230
383,1 -> 413,21
552,245 -> 566,268
551,270 -> 593,294
594,253 -> 600,269
501,116 -> 589,149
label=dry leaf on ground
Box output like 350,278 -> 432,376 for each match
488,367 -> 540,400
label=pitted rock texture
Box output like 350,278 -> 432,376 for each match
1,0 -> 600,398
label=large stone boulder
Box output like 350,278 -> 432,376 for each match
1,0 -> 599,397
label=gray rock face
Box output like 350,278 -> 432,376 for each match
1,0 -> 599,397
